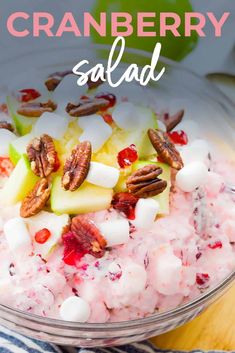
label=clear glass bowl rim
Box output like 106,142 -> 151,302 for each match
1,43 -> 235,331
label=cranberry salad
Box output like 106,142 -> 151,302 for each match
0,71 -> 234,323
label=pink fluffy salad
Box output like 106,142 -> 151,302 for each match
0,71 -> 234,323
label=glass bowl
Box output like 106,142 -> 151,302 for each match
0,45 -> 235,347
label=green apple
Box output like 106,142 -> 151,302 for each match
132,160 -> 171,214
51,177 -> 113,215
106,106 -> 158,162
114,167 -> 131,192
9,133 -> 34,165
92,0 -> 198,61
7,96 -> 37,136
0,155 -> 39,205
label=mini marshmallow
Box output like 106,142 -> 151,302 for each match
78,114 -> 101,130
112,102 -> 138,131
98,219 -> 130,247
53,74 -> 84,105
180,139 -> 211,165
79,116 -> 112,152
0,129 -> 16,156
86,162 -> 119,188
176,161 -> 208,192
33,112 -> 68,140
151,245 -> 182,295
3,217 -> 32,251
59,296 -> 91,322
111,263 -> 147,296
134,198 -> 160,229
175,120 -> 200,141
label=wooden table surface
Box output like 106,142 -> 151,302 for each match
151,284 -> 235,350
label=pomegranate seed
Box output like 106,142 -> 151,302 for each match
112,192 -> 138,220
18,88 -> 41,103
168,130 -> 188,145
208,241 -> 223,249
117,144 -> 138,168
95,92 -> 116,110
102,113 -> 114,125
0,157 -> 14,177
35,228 -> 51,244
196,273 -> 210,286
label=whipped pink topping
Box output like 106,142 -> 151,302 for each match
0,155 -> 234,322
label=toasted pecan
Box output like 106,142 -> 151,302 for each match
148,129 -> 184,170
20,178 -> 51,218
87,75 -> 105,90
0,121 -> 14,132
62,141 -> 92,191
27,134 -> 57,178
45,70 -> 72,91
127,164 -> 167,198
66,97 -> 109,117
71,215 -> 106,258
161,110 -> 184,132
17,100 -> 57,117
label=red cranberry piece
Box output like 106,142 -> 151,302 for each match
95,92 -> 116,110
18,88 -> 41,103
0,157 -> 14,177
208,241 -> 223,250
62,231 -> 86,266
109,264 -> 122,281
35,228 -> 51,244
196,273 -> 210,286
117,144 -> 138,168
196,252 -> 202,260
112,192 -> 138,220
168,130 -> 188,145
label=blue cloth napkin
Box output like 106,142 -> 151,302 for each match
0,326 -> 229,353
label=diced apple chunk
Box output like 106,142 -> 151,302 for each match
0,155 -> 39,205
51,177 -> 113,215
9,133 -> 34,165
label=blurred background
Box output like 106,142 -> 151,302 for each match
0,0 -> 234,76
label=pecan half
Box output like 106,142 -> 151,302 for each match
126,165 -> 167,198
17,100 -> 57,117
148,129 -> 184,170
161,110 -> 184,132
62,141 -> 91,191
0,121 -> 14,132
27,134 -> 57,177
87,75 -> 105,90
20,178 -> 51,218
70,215 -> 107,258
66,97 -> 109,117
45,70 -> 72,91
